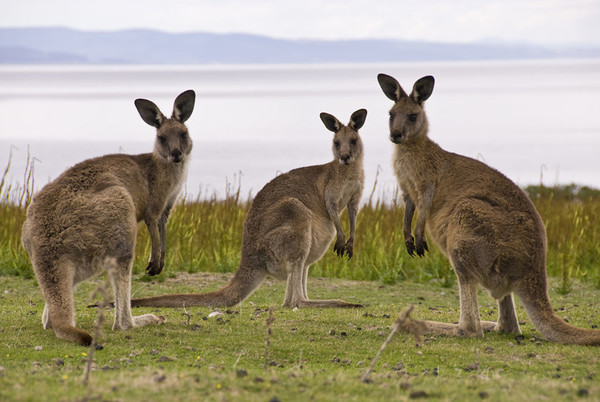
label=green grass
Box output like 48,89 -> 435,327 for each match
2,158 -> 600,400
1,274 -> 599,401
2,151 -> 600,289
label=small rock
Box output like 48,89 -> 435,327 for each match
34,346 -> 43,351
157,355 -> 174,362
154,374 -> 166,383
236,369 -> 248,378
479,391 -> 489,399
292,307 -> 299,312
149,349 -> 160,355
208,311 -> 224,318
329,330 -> 336,336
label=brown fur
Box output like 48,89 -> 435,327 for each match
21,90 -> 196,345
128,109 -> 368,309
377,73 -> 600,345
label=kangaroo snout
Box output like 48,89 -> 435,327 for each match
170,149 -> 183,163
340,154 -> 352,165
390,130 -> 403,144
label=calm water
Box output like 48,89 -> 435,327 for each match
1,60 -> 599,202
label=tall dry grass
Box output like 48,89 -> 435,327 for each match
1,153 -> 599,290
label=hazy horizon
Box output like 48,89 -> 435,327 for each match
1,59 -> 599,201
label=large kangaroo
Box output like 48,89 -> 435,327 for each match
128,109 -> 367,309
377,73 -> 600,345
21,90 -> 196,345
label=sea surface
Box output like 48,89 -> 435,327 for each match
1,60 -> 599,202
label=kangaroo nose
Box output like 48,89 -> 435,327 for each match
390,131 -> 403,144
170,149 -> 183,162
341,154 -> 351,164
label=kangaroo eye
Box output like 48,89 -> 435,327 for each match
334,140 -> 340,148
350,139 -> 357,146
179,131 -> 188,139
409,114 -> 418,122
158,136 -> 167,144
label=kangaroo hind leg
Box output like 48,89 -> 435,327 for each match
35,258 -> 93,346
107,255 -> 165,330
493,293 -> 521,334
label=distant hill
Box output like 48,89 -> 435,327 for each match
1,27 -> 599,64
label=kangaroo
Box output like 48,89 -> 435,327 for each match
21,90 -> 196,345
127,109 -> 367,309
377,73 -> 600,345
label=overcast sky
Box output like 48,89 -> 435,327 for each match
1,0 -> 599,46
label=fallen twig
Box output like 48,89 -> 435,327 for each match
361,305 -> 425,382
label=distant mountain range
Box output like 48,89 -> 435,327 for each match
1,27 -> 599,64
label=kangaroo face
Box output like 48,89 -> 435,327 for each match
155,119 -> 193,163
135,89 -> 196,164
387,98 -> 426,144
333,127 -> 362,165
377,74 -> 435,144
320,108 -> 368,165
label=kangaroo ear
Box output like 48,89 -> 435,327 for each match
172,90 -> 196,123
377,73 -> 408,102
348,108 -> 367,131
320,112 -> 342,133
411,76 -> 435,105
135,99 -> 166,128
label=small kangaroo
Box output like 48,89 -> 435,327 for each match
377,73 -> 600,345
21,90 -> 196,345
128,109 -> 368,309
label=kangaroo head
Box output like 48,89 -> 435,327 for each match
320,109 -> 367,165
377,74 -> 434,144
135,90 -> 196,163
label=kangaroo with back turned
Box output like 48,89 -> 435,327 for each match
128,109 -> 367,309
21,90 -> 196,345
377,73 -> 600,345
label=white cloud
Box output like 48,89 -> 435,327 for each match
1,0 -> 598,45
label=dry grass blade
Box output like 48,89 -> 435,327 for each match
361,305 -> 425,382
264,307 -> 275,370
82,276 -> 110,384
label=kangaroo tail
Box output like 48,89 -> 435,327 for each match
130,265 -> 267,308
517,287 -> 600,346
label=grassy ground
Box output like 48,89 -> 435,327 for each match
2,159 -> 600,400
1,273 -> 599,401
